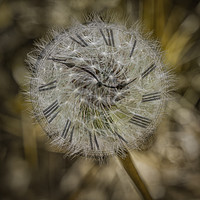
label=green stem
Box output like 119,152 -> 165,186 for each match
118,151 -> 153,200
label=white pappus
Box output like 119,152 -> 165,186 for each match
26,18 -> 173,160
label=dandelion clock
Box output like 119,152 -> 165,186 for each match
27,20 -> 171,159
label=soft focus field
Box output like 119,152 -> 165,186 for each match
0,0 -> 200,200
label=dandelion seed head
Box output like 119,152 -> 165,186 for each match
26,18 -> 173,159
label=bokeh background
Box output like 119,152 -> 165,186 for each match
0,0 -> 200,199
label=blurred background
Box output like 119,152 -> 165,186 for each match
0,0 -> 200,199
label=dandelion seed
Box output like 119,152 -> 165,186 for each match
26,18 -> 173,159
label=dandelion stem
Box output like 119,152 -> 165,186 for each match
118,151 -> 153,200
